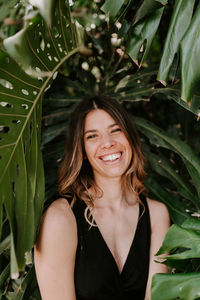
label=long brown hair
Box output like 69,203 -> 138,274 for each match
57,95 -> 146,219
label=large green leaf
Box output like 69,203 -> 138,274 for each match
182,217 -> 200,232
157,224 -> 200,260
144,148 -> 198,207
101,0 -> 126,18
134,0 -> 167,24
134,116 -> 200,202
180,3 -> 200,102
0,0 -> 83,276
127,7 -> 164,66
169,94 -> 200,116
151,272 -> 200,300
157,0 -> 195,85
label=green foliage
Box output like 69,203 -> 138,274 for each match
0,0 -> 83,290
0,0 -> 200,298
151,220 -> 200,299
152,272 -> 200,300
157,0 -> 195,85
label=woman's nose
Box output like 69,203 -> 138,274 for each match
100,134 -> 115,149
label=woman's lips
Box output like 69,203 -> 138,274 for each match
99,152 -> 122,162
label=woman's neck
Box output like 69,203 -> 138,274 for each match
92,176 -> 126,209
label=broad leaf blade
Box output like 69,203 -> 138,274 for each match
127,7 -> 164,66
134,0 -> 167,24
180,3 -> 200,102
0,0 -> 82,275
101,0 -> 126,18
157,224 -> 200,260
134,116 -> 200,203
144,150 -> 199,207
151,272 -> 200,300
157,0 -> 195,85
182,217 -> 200,232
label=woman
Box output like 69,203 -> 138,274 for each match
34,95 -> 170,300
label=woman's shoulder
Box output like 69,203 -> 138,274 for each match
146,197 -> 168,212
146,198 -> 170,229
43,198 -> 76,227
36,198 -> 77,248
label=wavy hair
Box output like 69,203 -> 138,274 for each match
57,95 -> 146,224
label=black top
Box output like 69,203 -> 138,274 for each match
71,194 -> 151,300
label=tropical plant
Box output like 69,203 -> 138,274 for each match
0,0 -> 200,299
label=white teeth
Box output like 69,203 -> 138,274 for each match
101,153 -> 121,161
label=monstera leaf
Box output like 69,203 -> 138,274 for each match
0,0 -> 83,278
151,272 -> 200,300
151,221 -> 200,300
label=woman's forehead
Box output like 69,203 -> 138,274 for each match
84,109 -> 117,130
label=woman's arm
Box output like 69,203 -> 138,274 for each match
145,199 -> 171,300
34,198 -> 77,300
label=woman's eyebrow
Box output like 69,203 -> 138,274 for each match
84,129 -> 97,135
84,123 -> 118,135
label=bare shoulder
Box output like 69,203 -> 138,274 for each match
35,198 -> 77,250
146,198 -> 170,229
146,197 -> 169,214
44,198 -> 75,222
41,198 -> 76,231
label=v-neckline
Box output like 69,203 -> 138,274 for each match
94,202 -> 141,276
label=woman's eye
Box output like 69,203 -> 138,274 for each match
86,134 -> 97,140
111,128 -> 121,133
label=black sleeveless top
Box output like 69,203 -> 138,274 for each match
71,195 -> 151,300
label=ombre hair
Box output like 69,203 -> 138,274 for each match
57,95 -> 146,224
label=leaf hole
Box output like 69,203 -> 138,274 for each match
48,55 -> 52,61
12,120 -> 21,124
16,164 -> 19,176
33,91 -> 38,95
12,181 -> 15,194
30,121 -> 33,135
40,39 -> 45,51
35,67 -> 41,73
47,43 -> 51,48
37,77 -> 43,82
21,89 -> 29,96
0,101 -> 12,108
54,57 -> 59,62
0,126 -> 10,133
53,72 -> 58,80
22,104 -> 29,110
0,79 -> 14,89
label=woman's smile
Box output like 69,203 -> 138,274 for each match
99,152 -> 122,162
84,109 -> 132,180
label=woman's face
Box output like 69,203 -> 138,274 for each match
84,109 -> 132,182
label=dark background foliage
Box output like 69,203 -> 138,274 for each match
0,0 -> 200,299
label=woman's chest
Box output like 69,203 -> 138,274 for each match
92,206 -> 140,273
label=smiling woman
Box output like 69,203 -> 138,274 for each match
84,109 -> 132,185
34,95 -> 170,300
